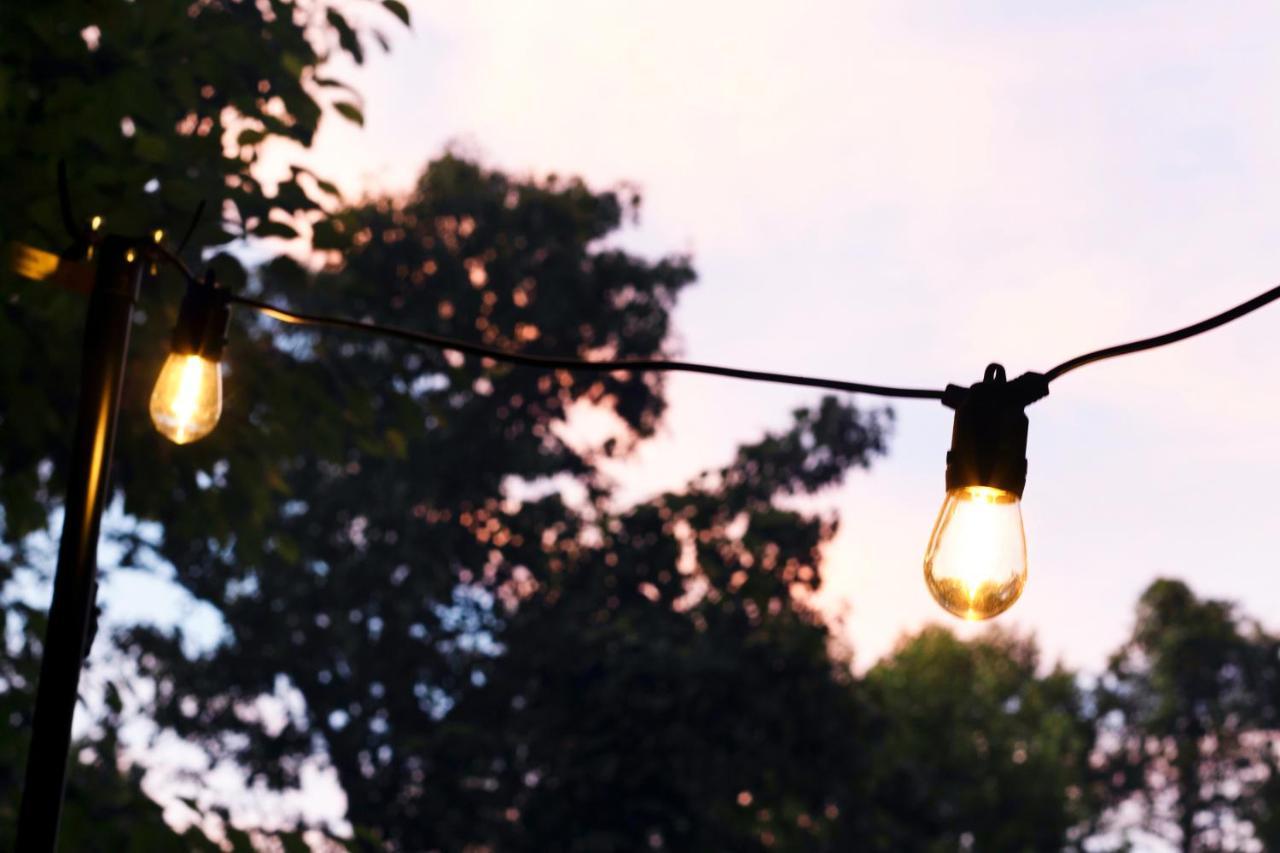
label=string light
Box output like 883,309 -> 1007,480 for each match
150,274 -> 230,445
216,281 -> 1280,622
925,366 -> 1046,620
10,215 -> 1280,620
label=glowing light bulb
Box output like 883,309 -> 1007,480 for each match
925,363 -> 1046,621
150,353 -> 222,444
923,485 -> 1027,620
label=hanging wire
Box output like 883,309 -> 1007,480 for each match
226,294 -> 947,399
144,230 -> 1280,402
49,161 -> 1280,402
1042,282 -> 1280,382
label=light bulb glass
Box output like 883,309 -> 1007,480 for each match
923,485 -> 1027,621
150,353 -> 222,444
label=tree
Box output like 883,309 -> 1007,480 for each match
1095,579 -> 1280,852
0,599 -> 226,851
116,153 -> 706,845
862,626 -> 1101,852
1,4 -> 902,848
429,397 -> 890,851
0,0 -> 407,545
106,148 -> 903,849
1,0 -> 406,843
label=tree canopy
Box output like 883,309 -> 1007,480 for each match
4,3 -> 1280,852
0,0 -> 406,846
1095,579 -> 1280,852
863,626 -> 1102,852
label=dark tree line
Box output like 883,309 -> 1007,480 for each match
3,3 -> 1279,851
1094,581 -> 1280,852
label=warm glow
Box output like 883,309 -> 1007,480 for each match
150,353 -> 222,444
923,485 -> 1027,621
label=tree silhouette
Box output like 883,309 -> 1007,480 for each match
424,397 -> 890,851
0,0 -> 405,844
0,0 -> 406,546
8,4 -> 1280,851
1095,579 -> 1280,852
113,153 -> 903,848
862,626 -> 1101,852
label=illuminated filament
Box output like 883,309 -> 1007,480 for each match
149,354 -> 222,444
923,485 -> 1028,621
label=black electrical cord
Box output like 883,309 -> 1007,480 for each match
153,242 -> 199,283
1043,281 -> 1280,381
53,150 -> 1273,404
226,294 -> 947,399
148,240 -> 1280,403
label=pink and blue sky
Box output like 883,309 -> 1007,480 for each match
85,1 -> 1280,833
283,0 -> 1280,669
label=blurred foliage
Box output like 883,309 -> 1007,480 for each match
0,0 -> 400,250
1095,579 -> 1280,852
0,0 -> 403,847
862,626 -> 1103,852
0,602 -> 196,851
112,154 -> 898,850
0,598 -> 299,850
4,2 -> 1280,852
410,398 -> 891,851
0,0 -> 406,550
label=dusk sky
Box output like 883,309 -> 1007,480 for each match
280,0 -> 1280,671
73,1 -> 1280,836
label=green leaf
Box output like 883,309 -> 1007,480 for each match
281,51 -> 306,80
385,428 -> 407,459
273,535 -> 301,565
312,218 -> 351,250
313,76 -> 360,95
237,128 -> 266,147
104,682 -> 123,714
274,177 -> 320,213
226,826 -> 256,853
280,834 -> 312,853
326,8 -> 364,64
333,101 -> 364,126
133,131 -> 168,163
314,178 -> 342,198
382,0 -> 411,27
255,220 -> 299,239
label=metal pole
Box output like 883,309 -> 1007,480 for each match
16,237 -> 142,852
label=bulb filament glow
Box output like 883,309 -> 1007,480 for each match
150,353 -> 222,444
923,485 -> 1027,621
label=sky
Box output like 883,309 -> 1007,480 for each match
71,0 -> 1280,839
282,0 -> 1280,672
250,0 -> 1280,671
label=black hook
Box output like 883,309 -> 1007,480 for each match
176,199 -> 207,254
56,160 -> 86,244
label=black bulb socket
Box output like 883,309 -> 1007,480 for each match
171,275 -> 231,361
941,364 -> 1048,499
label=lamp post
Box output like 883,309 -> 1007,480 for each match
15,237 -> 144,852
